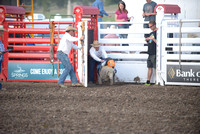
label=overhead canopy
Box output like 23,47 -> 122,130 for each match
73,6 -> 100,15
0,5 -> 25,24
0,5 -> 25,15
155,4 -> 181,14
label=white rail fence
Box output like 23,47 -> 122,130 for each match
98,22 -> 153,83
98,20 -> 200,86
158,20 -> 200,86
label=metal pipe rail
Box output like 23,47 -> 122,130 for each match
8,28 -> 66,34
8,53 -> 57,59
8,45 -> 58,51
8,38 -> 61,44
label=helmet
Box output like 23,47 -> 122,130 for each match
107,60 -> 115,68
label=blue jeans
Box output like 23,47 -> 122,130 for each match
97,17 -> 103,22
0,61 -> 1,89
57,52 -> 78,85
89,56 -> 102,83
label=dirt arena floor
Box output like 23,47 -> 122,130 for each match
0,81 -> 200,134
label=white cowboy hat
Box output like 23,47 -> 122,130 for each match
65,26 -> 77,31
91,40 -> 101,47
0,25 -> 6,31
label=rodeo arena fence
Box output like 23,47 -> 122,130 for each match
0,5 -> 200,87
98,4 -> 200,86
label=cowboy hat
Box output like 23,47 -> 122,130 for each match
91,40 -> 101,47
65,26 -> 77,31
0,25 -> 6,31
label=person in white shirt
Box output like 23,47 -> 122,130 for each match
57,26 -> 84,88
89,40 -> 107,84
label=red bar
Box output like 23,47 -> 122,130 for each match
8,45 -> 58,51
6,21 -> 74,25
0,5 -> 25,15
8,38 -> 50,43
8,53 -> 57,59
8,28 -> 66,34
8,38 -> 61,44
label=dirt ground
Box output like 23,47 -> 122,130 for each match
0,81 -> 200,134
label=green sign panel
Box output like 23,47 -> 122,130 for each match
8,62 -> 70,80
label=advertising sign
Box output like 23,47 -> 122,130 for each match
167,65 -> 200,83
8,62 -> 70,80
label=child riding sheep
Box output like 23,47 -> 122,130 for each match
98,59 -> 116,85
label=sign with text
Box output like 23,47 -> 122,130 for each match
8,62 -> 70,80
167,65 -> 200,83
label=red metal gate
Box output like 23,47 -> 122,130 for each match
0,5 -> 99,82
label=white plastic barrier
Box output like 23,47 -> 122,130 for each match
98,22 -> 154,83
98,20 -> 200,86
157,20 -> 200,86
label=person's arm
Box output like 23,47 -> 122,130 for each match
72,44 -> 81,50
66,32 -> 84,42
99,1 -> 109,16
71,36 -> 84,50
101,48 -> 107,59
90,48 -> 102,62
149,36 -> 157,43
142,11 -> 146,17
100,47 -> 107,61
153,31 -> 157,43
144,12 -> 157,16
142,5 -> 146,17
145,33 -> 157,43
153,38 -> 157,43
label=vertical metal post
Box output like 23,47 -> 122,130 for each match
178,19 -> 182,71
